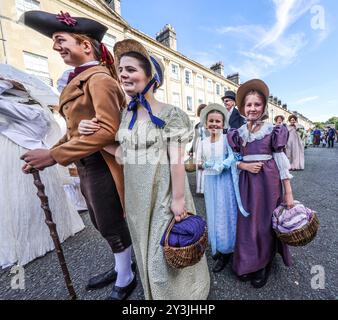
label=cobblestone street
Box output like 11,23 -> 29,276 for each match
0,145 -> 337,300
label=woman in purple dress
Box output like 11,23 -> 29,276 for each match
227,79 -> 294,288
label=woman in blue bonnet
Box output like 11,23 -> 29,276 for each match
78,39 -> 210,300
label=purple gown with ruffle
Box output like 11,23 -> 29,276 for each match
227,124 -> 292,276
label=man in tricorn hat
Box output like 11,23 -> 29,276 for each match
221,90 -> 245,129
20,10 -> 136,300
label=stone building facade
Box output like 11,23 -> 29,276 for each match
0,0 -> 313,128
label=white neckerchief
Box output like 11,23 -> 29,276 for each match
56,60 -> 100,93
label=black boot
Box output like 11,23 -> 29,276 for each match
212,253 -> 231,273
237,273 -> 253,282
86,261 -> 136,291
106,272 -> 137,300
250,263 -> 271,288
211,252 -> 221,261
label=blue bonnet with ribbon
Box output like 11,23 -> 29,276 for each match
126,55 -> 165,130
113,39 -> 166,130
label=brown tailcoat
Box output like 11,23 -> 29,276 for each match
50,66 -> 126,209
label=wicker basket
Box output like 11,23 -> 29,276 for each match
275,211 -> 319,246
184,157 -> 196,173
163,215 -> 208,269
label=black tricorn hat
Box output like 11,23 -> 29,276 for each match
21,10 -> 108,42
221,90 -> 236,102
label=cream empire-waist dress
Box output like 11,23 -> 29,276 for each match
116,104 -> 210,300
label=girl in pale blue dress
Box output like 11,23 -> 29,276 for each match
196,104 -> 249,273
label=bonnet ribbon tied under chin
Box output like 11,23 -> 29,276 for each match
127,76 -> 166,130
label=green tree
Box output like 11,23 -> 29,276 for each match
313,122 -> 324,129
326,117 -> 338,129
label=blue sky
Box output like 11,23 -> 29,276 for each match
121,0 -> 337,122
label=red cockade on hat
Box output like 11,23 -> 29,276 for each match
56,11 -> 77,27
100,43 -> 114,66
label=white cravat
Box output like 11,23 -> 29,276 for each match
228,106 -> 234,118
56,60 -> 100,93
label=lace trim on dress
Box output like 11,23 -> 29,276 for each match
238,122 -> 274,146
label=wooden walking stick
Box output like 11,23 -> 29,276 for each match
30,168 -> 77,300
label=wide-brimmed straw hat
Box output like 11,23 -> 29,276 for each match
236,79 -> 270,121
113,39 -> 164,89
200,103 -> 229,128
274,115 -> 285,123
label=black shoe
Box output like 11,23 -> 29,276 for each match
86,261 -> 136,291
237,273 -> 253,282
212,253 -> 231,273
250,263 -> 271,289
211,252 -> 221,261
106,273 -> 137,300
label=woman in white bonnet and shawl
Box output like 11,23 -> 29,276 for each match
0,64 -> 84,269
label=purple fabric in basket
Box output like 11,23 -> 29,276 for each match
160,215 -> 206,248
272,201 -> 313,233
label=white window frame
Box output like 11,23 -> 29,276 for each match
216,83 -> 221,96
155,88 -> 165,102
102,33 -> 116,52
171,63 -> 180,80
23,51 -> 51,85
185,69 -> 193,86
207,79 -> 213,92
196,74 -> 204,88
172,92 -> 181,107
16,0 -> 40,19
186,96 -> 193,112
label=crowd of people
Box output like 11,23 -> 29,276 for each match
1,9 -> 332,300
190,80 -> 294,288
306,126 -> 337,148
18,10 -> 210,300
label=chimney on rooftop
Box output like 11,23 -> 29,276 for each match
227,72 -> 240,85
210,61 -> 224,76
105,0 -> 121,15
156,24 -> 177,50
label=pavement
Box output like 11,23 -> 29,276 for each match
0,144 -> 337,300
